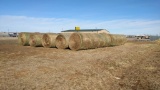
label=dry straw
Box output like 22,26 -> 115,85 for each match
29,33 -> 44,47
109,34 -> 127,46
69,33 -> 110,50
99,34 -> 107,47
99,33 -> 112,47
155,39 -> 160,45
55,33 -> 72,49
18,32 -> 31,46
69,33 -> 127,50
88,33 -> 100,48
42,33 -> 58,48
18,33 -> 22,45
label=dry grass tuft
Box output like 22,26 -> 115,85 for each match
155,39 -> 160,45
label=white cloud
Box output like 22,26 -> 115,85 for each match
0,15 -> 160,35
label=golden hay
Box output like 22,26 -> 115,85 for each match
99,33 -> 112,47
29,33 -> 44,47
18,33 -> 22,45
69,33 -> 109,50
55,33 -> 72,49
96,34 -> 105,47
109,34 -> 127,46
18,32 -> 31,46
88,33 -> 100,48
42,33 -> 58,48
155,39 -> 160,45
79,33 -> 92,49
69,33 -> 110,50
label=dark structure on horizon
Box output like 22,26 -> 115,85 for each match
61,29 -> 110,34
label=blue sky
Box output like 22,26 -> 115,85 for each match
0,0 -> 160,35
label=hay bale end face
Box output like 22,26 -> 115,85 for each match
69,33 -> 82,50
42,33 -> 58,48
69,33 -> 94,50
29,33 -> 44,47
18,32 -> 31,46
55,33 -> 72,49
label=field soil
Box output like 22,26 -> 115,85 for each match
0,37 -> 160,90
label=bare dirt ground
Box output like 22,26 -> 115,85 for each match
0,37 -> 160,90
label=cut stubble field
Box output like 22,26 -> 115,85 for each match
0,37 -> 160,90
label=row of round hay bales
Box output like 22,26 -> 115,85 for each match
18,32 -> 127,50
18,32 -> 58,47
69,33 -> 127,50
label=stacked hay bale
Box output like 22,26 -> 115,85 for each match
29,33 -> 44,47
42,33 -> 58,48
18,32 -> 31,46
55,33 -> 72,49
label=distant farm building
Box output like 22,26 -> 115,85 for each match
0,32 -> 18,37
0,32 -> 9,37
61,29 -> 110,34
127,35 -> 150,41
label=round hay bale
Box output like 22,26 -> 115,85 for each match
55,33 -> 72,49
42,33 -> 58,48
80,33 -> 92,49
109,34 -> 127,46
97,33 -> 107,47
29,33 -> 44,47
18,32 -> 31,46
88,33 -> 100,48
115,34 -> 127,45
18,33 -> 22,45
69,33 -> 93,50
99,33 -> 112,47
